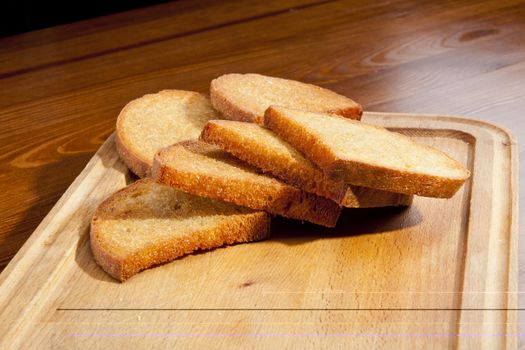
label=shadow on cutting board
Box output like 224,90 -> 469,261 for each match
271,205 -> 422,246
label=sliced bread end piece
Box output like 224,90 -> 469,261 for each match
210,73 -> 362,124
90,179 -> 270,281
116,90 -> 219,178
151,140 -> 341,227
265,106 -> 470,198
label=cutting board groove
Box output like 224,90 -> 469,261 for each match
0,112 -> 518,349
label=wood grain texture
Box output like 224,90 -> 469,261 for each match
0,0 -> 523,347
0,114 -> 516,349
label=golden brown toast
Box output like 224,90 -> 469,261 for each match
265,106 -> 470,198
90,179 -> 270,281
210,73 -> 362,124
151,140 -> 341,227
200,120 -> 412,207
116,90 -> 219,178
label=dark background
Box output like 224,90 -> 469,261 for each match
1,0 -> 172,37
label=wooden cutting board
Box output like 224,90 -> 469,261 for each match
0,112 -> 518,349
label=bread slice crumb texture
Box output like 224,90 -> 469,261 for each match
90,179 -> 270,281
152,140 -> 341,227
116,90 -> 219,177
210,73 -> 362,124
265,106 -> 470,198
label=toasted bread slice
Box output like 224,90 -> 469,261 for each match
201,120 -> 412,207
210,73 -> 362,124
91,179 -> 270,281
265,106 -> 470,198
151,140 -> 341,227
115,90 -> 219,178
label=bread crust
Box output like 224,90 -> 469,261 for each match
210,73 -> 362,124
115,129 -> 151,178
327,105 -> 363,119
265,106 -> 470,198
151,141 -> 341,227
90,179 -> 271,281
327,159 -> 466,198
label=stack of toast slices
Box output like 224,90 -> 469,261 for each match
91,73 -> 470,281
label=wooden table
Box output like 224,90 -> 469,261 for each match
0,0 -> 523,345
